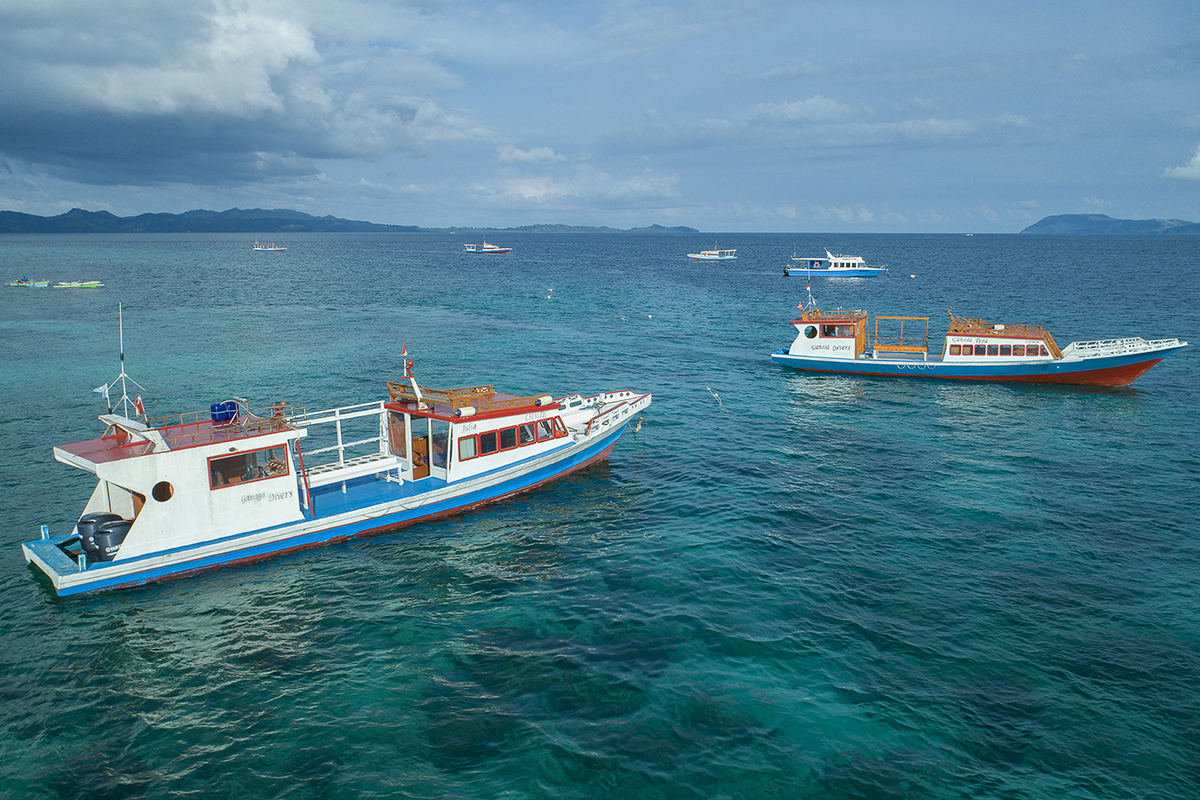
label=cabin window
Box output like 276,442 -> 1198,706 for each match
949,344 -> 961,355
519,423 -> 536,445
209,446 -> 287,489
499,427 -> 518,451
479,431 -> 498,455
1000,345 -> 1011,356
987,345 -> 999,356
974,345 -> 986,356
459,437 -> 478,461
1013,345 -> 1025,356
537,419 -> 556,441
804,325 -> 818,339
430,420 -> 449,468
821,324 -> 855,338
387,412 -> 407,457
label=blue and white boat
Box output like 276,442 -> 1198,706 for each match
22,357 -> 650,595
771,303 -> 1186,385
784,249 -> 887,277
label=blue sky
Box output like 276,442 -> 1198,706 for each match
1,0 -> 1198,232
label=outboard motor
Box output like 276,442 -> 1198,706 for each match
77,513 -> 123,560
92,520 -> 133,562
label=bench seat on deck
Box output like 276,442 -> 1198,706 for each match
305,453 -> 403,487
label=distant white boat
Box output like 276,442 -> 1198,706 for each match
252,242 -> 286,251
463,241 -> 512,254
687,245 -> 737,261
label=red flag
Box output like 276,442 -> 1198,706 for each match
134,395 -> 145,416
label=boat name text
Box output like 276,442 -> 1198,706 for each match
242,490 -> 295,504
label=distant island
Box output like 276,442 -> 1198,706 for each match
1021,214 -> 1200,235
0,207 -> 699,235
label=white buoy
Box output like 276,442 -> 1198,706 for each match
910,274 -> 916,279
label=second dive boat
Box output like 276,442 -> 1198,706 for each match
771,302 -> 1186,386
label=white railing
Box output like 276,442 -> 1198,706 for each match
1062,337 -> 1184,359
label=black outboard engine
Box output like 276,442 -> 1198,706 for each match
92,520 -> 133,562
77,513 -> 123,560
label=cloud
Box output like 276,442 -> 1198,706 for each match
1163,145 -> 1200,179
0,0 -> 491,187
750,96 -> 855,124
474,165 -> 679,206
498,145 -> 566,164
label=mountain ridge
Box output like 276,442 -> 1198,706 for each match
0,208 -> 699,235
1021,214 -> 1200,234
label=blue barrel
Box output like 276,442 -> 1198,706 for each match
210,401 -> 239,423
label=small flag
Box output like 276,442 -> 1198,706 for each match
93,383 -> 110,404
134,396 -> 145,416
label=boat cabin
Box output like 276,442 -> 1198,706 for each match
383,381 -> 569,483
940,313 -> 1061,361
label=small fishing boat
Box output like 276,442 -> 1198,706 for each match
252,242 -> 286,251
687,246 -> 737,261
463,241 -> 512,253
55,281 -> 104,289
784,249 -> 887,277
9,279 -> 50,287
771,302 -> 1186,386
21,349 -> 650,596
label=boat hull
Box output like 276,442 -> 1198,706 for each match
784,267 -> 887,278
23,422 -> 633,595
770,345 -> 1187,386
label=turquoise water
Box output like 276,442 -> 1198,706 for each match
1,232 -> 1198,799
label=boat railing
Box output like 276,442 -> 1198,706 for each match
287,401 -> 391,468
146,411 -> 292,449
873,316 -> 930,356
1062,336 -> 1182,358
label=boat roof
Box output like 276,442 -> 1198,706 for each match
55,413 -> 295,466
946,313 -> 1050,339
385,382 -> 558,421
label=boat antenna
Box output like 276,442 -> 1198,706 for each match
109,302 -> 147,419
798,276 -> 818,314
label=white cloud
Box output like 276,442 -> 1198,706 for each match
1163,145 -> 1200,180
478,165 -> 679,205
750,96 -> 854,124
498,145 -> 566,164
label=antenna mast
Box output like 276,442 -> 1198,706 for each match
109,303 -> 147,418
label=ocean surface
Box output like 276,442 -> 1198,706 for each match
1,232 -> 1197,799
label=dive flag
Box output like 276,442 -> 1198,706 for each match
134,396 -> 145,416
93,383 -> 110,404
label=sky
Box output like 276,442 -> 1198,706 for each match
1,0 -> 1198,233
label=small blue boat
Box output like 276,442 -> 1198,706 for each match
784,249 -> 888,277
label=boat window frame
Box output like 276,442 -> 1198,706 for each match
949,344 -> 962,356
1013,345 -> 1026,356
988,345 -> 1000,356
208,444 -> 289,490
458,435 -> 478,462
